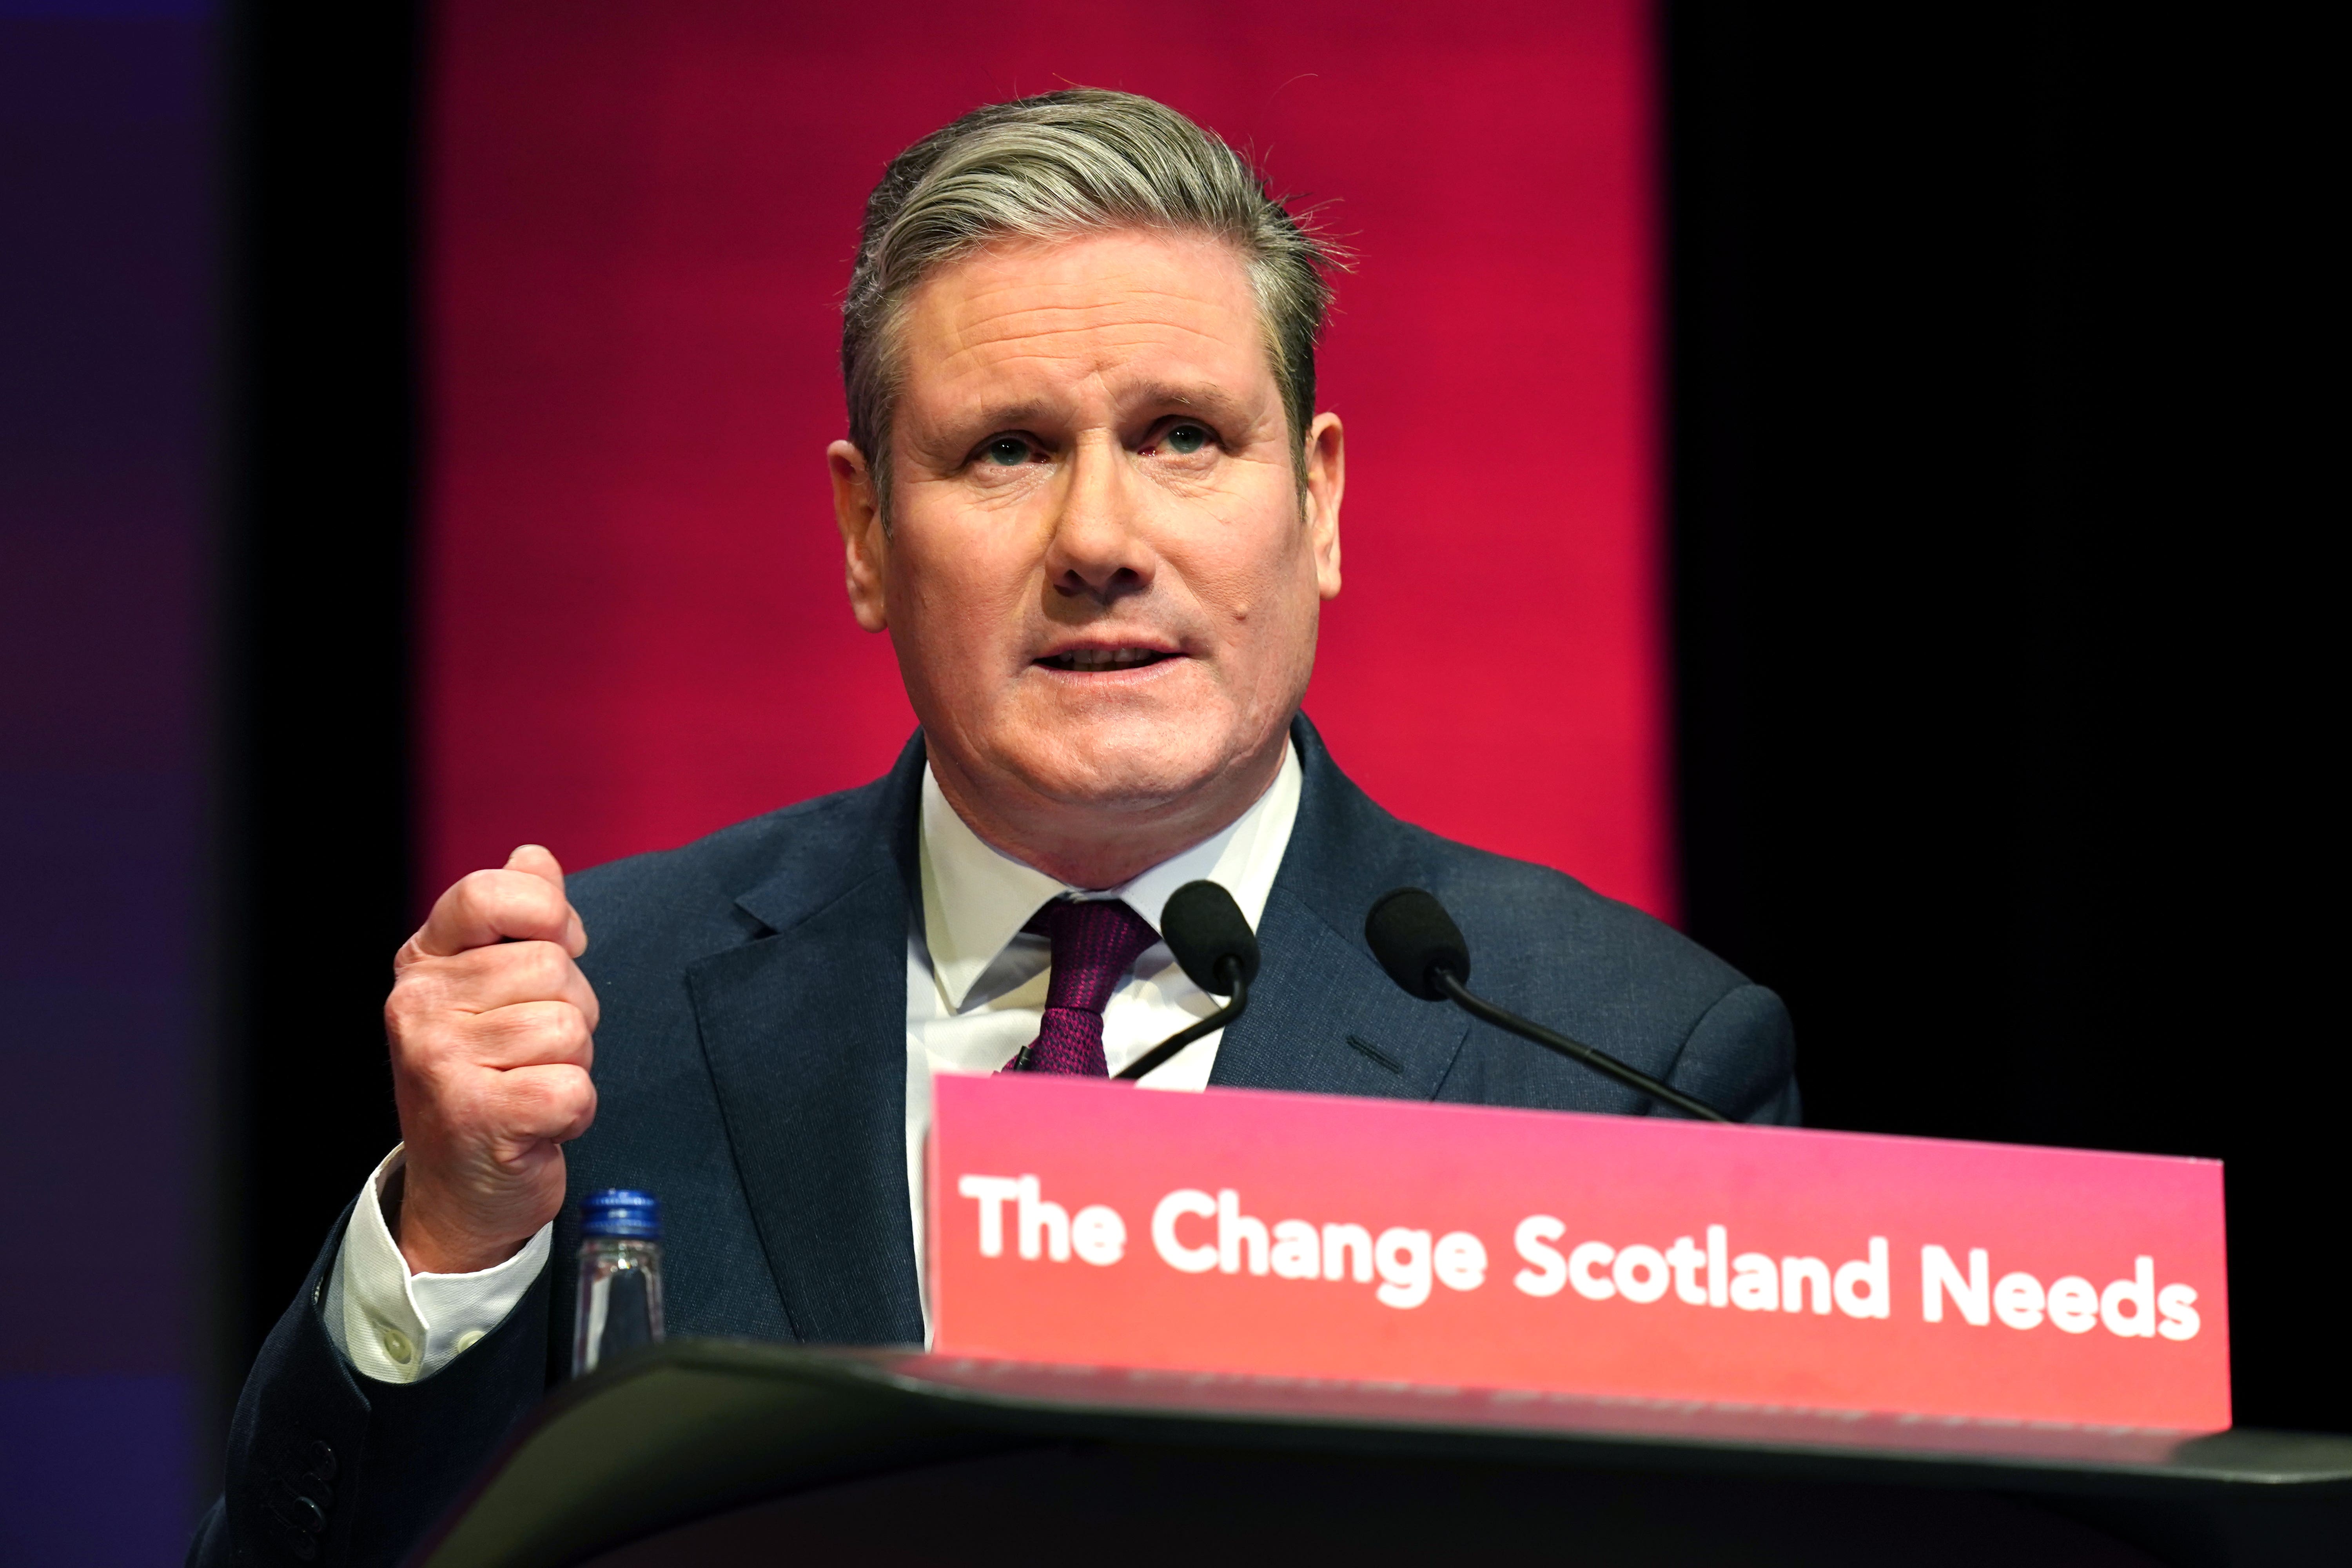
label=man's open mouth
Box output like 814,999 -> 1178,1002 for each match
1037,647 -> 1176,672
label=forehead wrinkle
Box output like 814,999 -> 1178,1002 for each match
931,311 -> 1246,371
940,278 -> 1247,335
928,311 -> 1259,390
921,265 -> 1255,345
937,240 -> 1250,303
899,240 -> 1278,441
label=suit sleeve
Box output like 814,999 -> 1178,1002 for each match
1665,982 -> 1802,1125
329,1148 -> 554,1385
188,1200 -> 554,1568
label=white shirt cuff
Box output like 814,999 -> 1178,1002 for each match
321,1145 -> 553,1384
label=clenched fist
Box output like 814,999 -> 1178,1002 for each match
386,845 -> 599,1275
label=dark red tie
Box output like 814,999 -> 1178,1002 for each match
1007,898 -> 1158,1077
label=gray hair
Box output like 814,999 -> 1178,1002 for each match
841,89 -> 1341,521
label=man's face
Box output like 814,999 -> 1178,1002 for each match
831,229 -> 1343,867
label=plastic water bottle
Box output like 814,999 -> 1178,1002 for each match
572,1189 -> 664,1377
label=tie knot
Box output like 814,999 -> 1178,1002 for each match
1032,898 -> 1159,1016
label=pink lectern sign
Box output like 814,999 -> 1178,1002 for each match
926,1074 -> 2229,1432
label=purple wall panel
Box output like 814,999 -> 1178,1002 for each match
0,4 -> 215,1557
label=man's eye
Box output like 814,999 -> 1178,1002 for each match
982,437 -> 1030,467
1163,423 -> 1210,456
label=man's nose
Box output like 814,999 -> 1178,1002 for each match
1044,432 -> 1156,604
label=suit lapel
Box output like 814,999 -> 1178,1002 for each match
683,717 -> 1460,1341
1209,715 -> 1472,1099
687,739 -> 927,1346
1209,882 -> 1470,1098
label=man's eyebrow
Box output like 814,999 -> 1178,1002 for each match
928,385 -> 1259,440
947,401 -> 1052,435
1129,383 -> 1253,423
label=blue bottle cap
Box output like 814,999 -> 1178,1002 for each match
582,1189 -> 661,1240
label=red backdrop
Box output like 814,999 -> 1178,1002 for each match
422,0 -> 1673,920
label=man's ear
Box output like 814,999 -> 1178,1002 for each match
829,440 -> 890,632
1303,412 -> 1345,600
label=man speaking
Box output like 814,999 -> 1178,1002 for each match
196,90 -> 1797,1565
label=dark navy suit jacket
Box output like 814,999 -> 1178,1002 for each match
192,717 -> 1797,1566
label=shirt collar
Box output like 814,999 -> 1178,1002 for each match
917,738 -> 1303,1013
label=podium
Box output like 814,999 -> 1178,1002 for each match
410,1340 -> 2349,1568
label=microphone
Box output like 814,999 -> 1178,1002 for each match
1363,888 -> 1733,1123
1118,880 -> 1258,1081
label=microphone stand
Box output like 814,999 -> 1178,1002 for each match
1117,957 -> 1249,1082
1432,969 -> 1733,1123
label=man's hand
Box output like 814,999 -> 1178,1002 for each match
387,845 -> 598,1275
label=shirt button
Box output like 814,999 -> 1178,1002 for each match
452,1329 -> 484,1353
379,1326 -> 415,1365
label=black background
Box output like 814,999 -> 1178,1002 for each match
218,0 -> 414,1405
220,2 -> 2340,1432
1667,6 -> 2335,1428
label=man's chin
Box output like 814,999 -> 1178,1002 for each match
1015,746 -> 1229,816
995,717 -> 1255,817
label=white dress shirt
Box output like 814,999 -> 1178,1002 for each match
324,740 -> 1302,1381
